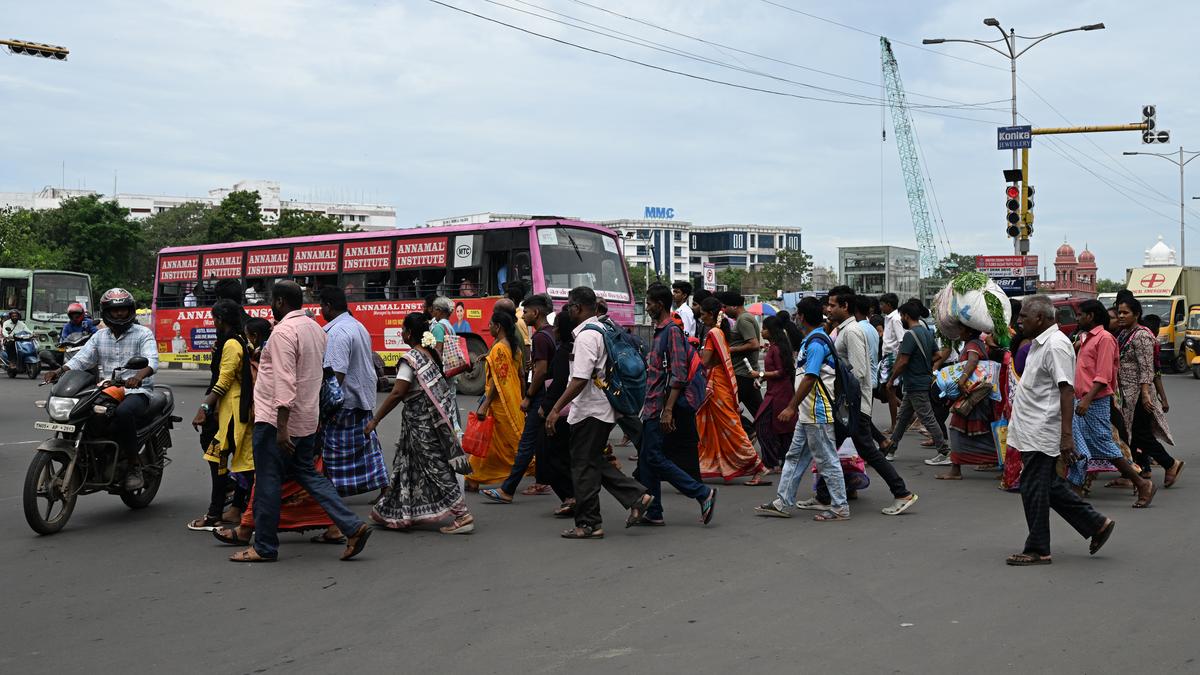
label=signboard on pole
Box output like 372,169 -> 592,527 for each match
976,255 -> 1038,278
702,263 -> 716,291
997,125 -> 1032,150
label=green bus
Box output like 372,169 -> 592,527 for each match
0,269 -> 93,350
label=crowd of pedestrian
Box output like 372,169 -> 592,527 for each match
179,277 -> 1180,565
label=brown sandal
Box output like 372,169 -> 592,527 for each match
229,547 -> 276,563
1133,482 -> 1157,508
1006,552 -> 1051,566
1165,461 -> 1185,488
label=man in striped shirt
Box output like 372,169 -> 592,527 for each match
755,297 -> 849,521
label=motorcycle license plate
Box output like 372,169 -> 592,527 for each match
34,421 -> 75,433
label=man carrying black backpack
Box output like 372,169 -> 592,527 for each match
546,286 -> 649,539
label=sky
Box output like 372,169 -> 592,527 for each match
3,0 -> 1199,281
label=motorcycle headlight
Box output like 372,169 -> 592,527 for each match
47,396 -> 79,422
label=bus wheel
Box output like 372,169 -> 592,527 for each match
456,334 -> 488,397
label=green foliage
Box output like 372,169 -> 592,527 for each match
141,201 -> 212,253
273,209 -> 350,238
206,190 -> 265,243
951,270 -> 988,294
756,248 -> 812,293
934,253 -> 977,279
626,262 -> 664,298
1096,278 -> 1124,293
31,196 -> 148,295
0,208 -> 64,269
717,267 -> 747,291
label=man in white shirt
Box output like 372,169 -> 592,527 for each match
827,287 -> 917,516
545,286 -> 649,539
1005,295 -> 1114,566
671,280 -> 696,338
879,293 -> 905,431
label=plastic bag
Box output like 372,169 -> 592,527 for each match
462,411 -> 494,458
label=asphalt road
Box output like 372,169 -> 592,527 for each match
1,369 -> 1197,674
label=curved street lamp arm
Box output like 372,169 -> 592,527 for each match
1015,26 -> 1095,58
924,37 -> 1012,58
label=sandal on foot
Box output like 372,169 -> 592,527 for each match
229,548 -> 276,563
440,516 -> 475,535
1090,519 -> 1115,555
188,515 -> 222,531
626,493 -> 653,529
1104,478 -> 1134,489
561,526 -> 604,539
521,484 -> 553,496
700,488 -> 718,525
743,475 -> 773,486
1005,552 -> 1051,566
340,524 -> 373,561
310,532 -> 347,544
212,527 -> 251,546
632,516 -> 665,526
813,509 -> 850,522
553,502 -> 576,518
1132,482 -> 1158,509
1165,461 -> 1185,488
935,473 -> 963,480
479,488 -> 513,504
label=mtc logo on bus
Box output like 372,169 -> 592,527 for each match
644,207 -> 675,220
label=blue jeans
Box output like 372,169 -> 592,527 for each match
501,392 -> 544,496
776,423 -> 847,510
639,408 -> 710,521
252,422 -> 365,559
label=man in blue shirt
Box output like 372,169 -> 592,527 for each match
60,302 -> 97,342
756,297 -> 849,521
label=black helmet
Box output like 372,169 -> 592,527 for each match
99,288 -> 136,331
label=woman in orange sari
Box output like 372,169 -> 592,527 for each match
465,311 -> 526,489
696,296 -> 768,484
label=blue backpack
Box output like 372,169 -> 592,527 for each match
803,331 -> 862,429
583,317 -> 647,417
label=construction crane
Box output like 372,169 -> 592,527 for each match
881,37 -> 939,278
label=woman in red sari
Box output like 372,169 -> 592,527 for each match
696,297 -> 767,484
750,315 -> 795,478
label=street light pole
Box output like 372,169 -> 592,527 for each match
924,19 -> 1104,253
1123,148 -> 1200,266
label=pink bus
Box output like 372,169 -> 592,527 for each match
151,217 -> 634,395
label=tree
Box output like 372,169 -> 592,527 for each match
1096,278 -> 1125,293
626,262 -> 664,299
207,190 -> 265,243
273,209 -> 353,238
142,201 -> 212,253
716,267 -> 747,292
0,208 -> 64,269
933,252 -> 977,279
755,248 -> 812,294
32,195 -> 148,295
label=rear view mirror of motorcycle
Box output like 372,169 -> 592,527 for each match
125,357 -> 149,370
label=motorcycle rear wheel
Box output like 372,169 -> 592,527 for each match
120,465 -> 162,509
27,363 -> 39,380
23,452 -> 79,535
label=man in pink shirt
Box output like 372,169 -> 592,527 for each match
1070,300 -> 1155,508
230,280 -> 372,563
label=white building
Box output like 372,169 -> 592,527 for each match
599,218 -> 802,284
424,212 -> 580,228
0,180 -> 397,230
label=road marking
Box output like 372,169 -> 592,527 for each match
0,440 -> 39,447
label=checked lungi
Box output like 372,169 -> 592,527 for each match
321,408 -> 389,497
1067,395 -> 1125,486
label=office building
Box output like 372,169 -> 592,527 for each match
838,245 -> 920,298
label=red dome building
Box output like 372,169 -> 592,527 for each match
1038,241 -> 1097,298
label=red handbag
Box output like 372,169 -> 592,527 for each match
442,336 -> 472,377
462,411 -> 494,458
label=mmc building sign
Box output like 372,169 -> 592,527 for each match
644,206 -> 676,219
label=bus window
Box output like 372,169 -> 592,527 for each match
1,278 -> 29,311
245,247 -> 290,306
342,272 -> 391,301
512,249 -> 533,289
297,275 -> 339,304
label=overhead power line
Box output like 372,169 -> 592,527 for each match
427,0 -> 1006,124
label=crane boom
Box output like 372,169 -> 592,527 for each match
881,37 -> 938,278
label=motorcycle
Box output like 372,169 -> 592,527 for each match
23,356 -> 180,535
2,329 -> 41,379
39,330 -> 93,371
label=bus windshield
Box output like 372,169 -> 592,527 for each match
31,273 -> 91,323
538,226 -> 631,302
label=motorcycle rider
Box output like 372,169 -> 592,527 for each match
60,302 -> 97,342
3,309 -> 31,367
44,289 -> 159,491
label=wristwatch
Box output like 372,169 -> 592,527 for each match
199,403 -> 212,414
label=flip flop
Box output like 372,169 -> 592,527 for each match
229,548 -> 276,563
742,476 -> 773,486
521,484 -> 553,496
1006,552 -> 1051,566
1165,461 -> 1185,488
552,502 -> 576,518
479,488 -> 513,504
1090,519 -> 1115,555
700,488 -> 718,525
561,526 -> 604,539
340,525 -> 373,561
212,527 -> 251,546
310,532 -> 347,544
812,509 -> 850,522
1132,482 -> 1158,508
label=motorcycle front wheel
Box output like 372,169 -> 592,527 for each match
23,452 -> 79,535
27,363 -> 39,380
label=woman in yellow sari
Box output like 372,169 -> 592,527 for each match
466,311 -> 526,489
696,296 -> 767,484
187,300 -> 254,530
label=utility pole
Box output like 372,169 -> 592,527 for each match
1123,147 -> 1200,266
924,19 -> 1104,253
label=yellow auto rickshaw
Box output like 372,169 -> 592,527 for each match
1186,304 -> 1200,379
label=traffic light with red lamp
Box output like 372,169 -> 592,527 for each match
1005,185 -> 1021,237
